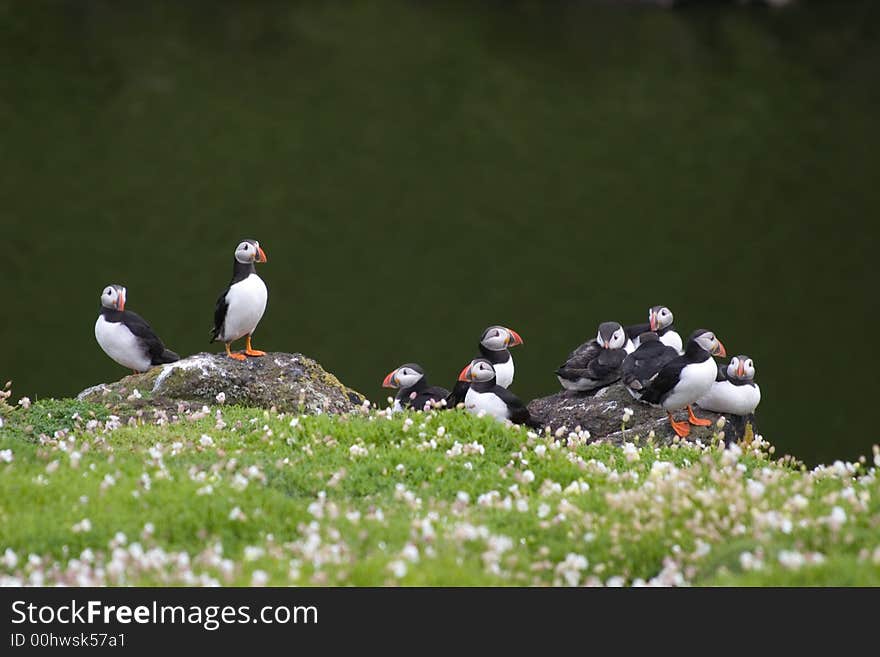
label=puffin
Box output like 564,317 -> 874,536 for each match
94,284 -> 179,373
697,355 -> 761,416
210,239 -> 269,361
621,332 -> 680,398
445,325 -> 523,407
625,305 -> 683,353
555,321 -> 630,393
382,363 -> 450,412
637,329 -> 727,437
457,358 -> 540,428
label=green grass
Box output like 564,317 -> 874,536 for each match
1,398 -> 878,586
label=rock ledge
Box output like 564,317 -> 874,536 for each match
78,352 -> 365,415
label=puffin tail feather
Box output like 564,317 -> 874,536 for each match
158,349 -> 180,364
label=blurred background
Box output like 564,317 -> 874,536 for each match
1,0 -> 877,466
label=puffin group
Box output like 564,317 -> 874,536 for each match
94,240 -> 760,439
95,239 -> 269,371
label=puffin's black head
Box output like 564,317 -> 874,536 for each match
458,358 -> 496,384
596,321 -> 626,350
726,355 -> 755,382
234,239 -> 268,265
100,284 -> 127,311
649,305 -> 674,332
382,363 -> 425,389
637,331 -> 660,344
687,329 -> 726,358
479,325 -> 523,352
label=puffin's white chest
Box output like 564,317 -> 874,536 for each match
698,381 -> 761,416
95,316 -> 151,372
493,358 -> 514,388
660,331 -> 683,354
464,387 -> 509,422
663,358 -> 718,411
221,274 -> 268,342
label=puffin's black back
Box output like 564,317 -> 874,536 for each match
102,307 -> 179,365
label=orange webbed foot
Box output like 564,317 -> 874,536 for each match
687,405 -> 712,426
244,336 -> 265,357
225,344 -> 247,361
668,413 -> 691,437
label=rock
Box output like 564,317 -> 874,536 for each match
527,383 -> 757,446
78,352 -> 365,415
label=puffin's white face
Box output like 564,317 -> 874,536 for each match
234,240 -> 268,265
383,365 -> 424,389
693,330 -> 726,357
597,323 -> 626,350
459,359 -> 496,383
727,356 -> 755,381
650,306 -> 674,331
480,326 -> 523,351
100,285 -> 126,311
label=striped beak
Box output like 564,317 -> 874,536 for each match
505,328 -> 523,347
736,362 -> 745,377
649,312 -> 658,332
712,339 -> 727,358
457,364 -> 473,382
256,246 -> 268,263
382,369 -> 399,388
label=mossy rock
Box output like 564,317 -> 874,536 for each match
77,352 -> 365,415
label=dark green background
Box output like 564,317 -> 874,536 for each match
2,1 -> 877,465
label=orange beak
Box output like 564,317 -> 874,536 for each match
736,362 -> 745,377
382,369 -> 398,388
117,296 -> 125,312
506,329 -> 523,347
712,340 -> 727,358
649,312 -> 658,332
256,246 -> 268,263
457,364 -> 472,382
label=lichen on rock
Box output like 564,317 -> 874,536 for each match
78,352 -> 365,415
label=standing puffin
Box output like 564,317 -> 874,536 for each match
94,284 -> 179,373
382,363 -> 450,412
445,325 -> 523,407
621,332 -> 680,398
625,305 -> 683,353
638,329 -> 727,437
555,321 -> 630,393
210,239 -> 269,361
457,358 -> 540,428
697,355 -> 761,416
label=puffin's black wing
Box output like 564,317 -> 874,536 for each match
555,340 -> 601,379
210,287 -> 230,343
622,343 -> 677,389
590,348 -> 627,380
625,322 -> 651,342
715,362 -> 728,382
410,386 -> 451,411
121,311 -> 179,365
493,386 -> 541,429
445,381 -> 470,408
639,356 -> 688,406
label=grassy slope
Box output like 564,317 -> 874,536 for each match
1,398 -> 878,586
